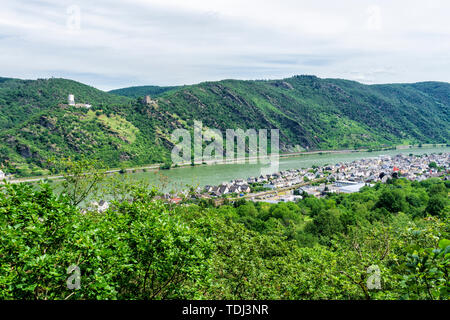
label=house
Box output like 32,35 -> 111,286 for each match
218,185 -> 229,195
247,177 -> 256,184
212,185 -> 229,196
169,197 -> 183,204
97,200 -> 109,212
258,175 -> 268,182
229,185 -> 240,193
204,185 -> 214,193
0,170 -> 5,179
89,200 -> 110,213
239,184 -> 251,193
209,186 -> 219,196
337,183 -> 367,194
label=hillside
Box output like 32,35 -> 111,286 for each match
155,76 -> 449,150
0,78 -> 180,176
0,78 -> 129,130
109,85 -> 181,98
0,75 -> 448,176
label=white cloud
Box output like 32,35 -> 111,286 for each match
0,0 -> 449,90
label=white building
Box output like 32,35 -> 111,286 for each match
97,200 -> 109,213
68,94 -> 75,106
89,200 -> 110,213
0,170 -> 5,179
68,94 -> 91,108
337,183 -> 367,193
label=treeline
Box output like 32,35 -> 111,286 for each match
109,85 -> 181,98
0,173 -> 448,299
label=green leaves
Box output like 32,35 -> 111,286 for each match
0,182 -> 212,300
0,176 -> 448,300
439,239 -> 450,250
48,157 -> 107,206
400,239 -> 449,300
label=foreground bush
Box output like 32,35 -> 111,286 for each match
0,177 -> 448,299
0,183 -> 212,299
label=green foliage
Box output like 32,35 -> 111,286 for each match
0,182 -> 212,299
109,85 -> 180,98
48,157 -> 106,206
376,189 -> 407,213
400,238 -> 449,299
160,161 -> 172,170
426,195 -> 448,217
305,209 -> 344,244
0,164 -> 449,299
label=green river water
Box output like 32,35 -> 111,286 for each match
123,146 -> 450,192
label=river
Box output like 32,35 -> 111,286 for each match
124,146 -> 450,192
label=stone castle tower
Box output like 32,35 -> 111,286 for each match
68,94 -> 75,106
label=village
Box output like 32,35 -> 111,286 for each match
188,152 -> 450,204
1,152 -> 448,211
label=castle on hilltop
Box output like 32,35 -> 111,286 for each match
67,94 -> 91,109
144,95 -> 157,105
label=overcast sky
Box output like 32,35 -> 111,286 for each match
1,0 -> 449,90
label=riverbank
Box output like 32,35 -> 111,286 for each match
3,143 -> 448,185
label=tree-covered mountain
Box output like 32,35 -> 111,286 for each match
0,78 -> 129,129
0,78 -> 180,176
154,76 -> 449,150
0,75 -> 448,176
109,85 -> 181,98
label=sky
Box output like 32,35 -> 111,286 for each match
0,0 -> 449,90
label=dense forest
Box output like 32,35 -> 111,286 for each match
0,76 -> 449,177
109,85 -> 181,98
0,170 -> 448,300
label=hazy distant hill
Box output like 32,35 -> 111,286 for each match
0,75 -> 448,176
109,85 -> 180,98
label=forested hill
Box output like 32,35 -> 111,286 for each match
154,76 -> 449,150
0,78 -> 129,129
114,76 -> 449,150
109,85 -> 180,98
0,75 -> 449,176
